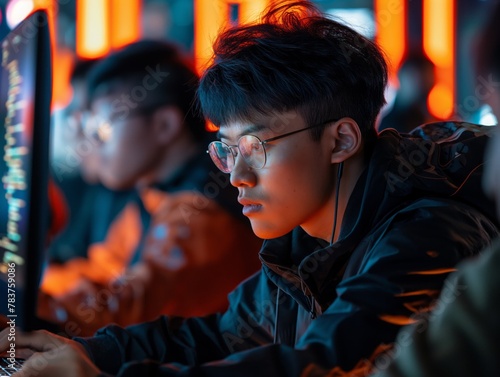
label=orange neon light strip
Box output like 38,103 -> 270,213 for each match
239,0 -> 269,24
110,0 -> 141,49
194,0 -> 271,131
194,0 -> 227,77
76,0 -> 110,59
423,0 -> 455,119
374,0 -> 406,85
194,0 -> 272,76
51,48 -> 74,109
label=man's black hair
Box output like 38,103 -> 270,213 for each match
87,40 -> 207,141
198,1 -> 388,149
71,58 -> 100,83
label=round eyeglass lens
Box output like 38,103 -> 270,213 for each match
238,135 -> 266,169
208,142 -> 234,173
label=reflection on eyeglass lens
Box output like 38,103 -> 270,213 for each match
83,113 -> 113,143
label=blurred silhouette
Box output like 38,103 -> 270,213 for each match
40,41 -> 262,336
379,52 -> 438,133
48,58 -> 133,263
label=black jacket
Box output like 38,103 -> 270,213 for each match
77,121 -> 499,376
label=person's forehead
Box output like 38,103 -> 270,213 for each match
218,123 -> 269,140
90,94 -> 142,122
218,111 -> 305,140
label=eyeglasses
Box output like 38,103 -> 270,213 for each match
207,119 -> 338,173
81,112 -> 114,144
81,107 -> 157,145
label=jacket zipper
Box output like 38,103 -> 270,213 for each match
309,296 -> 316,319
264,262 -> 317,319
273,288 -> 281,343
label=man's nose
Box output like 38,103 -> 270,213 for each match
230,152 -> 256,188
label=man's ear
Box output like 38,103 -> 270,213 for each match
151,106 -> 184,145
327,117 -> 363,164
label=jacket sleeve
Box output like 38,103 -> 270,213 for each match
75,270 -> 276,375
77,203 -> 498,377
370,238 -> 500,377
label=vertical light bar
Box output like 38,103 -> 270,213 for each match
194,0 -> 271,131
194,0 -> 272,76
110,0 -> 141,49
76,0 -> 110,59
51,48 -> 74,110
194,0 -> 226,77
239,0 -> 269,24
423,0 -> 454,119
374,0 -> 406,85
194,0 -> 229,131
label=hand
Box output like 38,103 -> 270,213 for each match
0,328 -> 101,377
108,266 -> 148,325
40,280 -> 108,337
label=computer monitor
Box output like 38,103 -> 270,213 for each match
0,10 -> 52,331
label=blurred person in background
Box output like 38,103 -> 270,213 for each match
39,40 -> 262,336
378,51 -> 438,134
48,58 -> 134,263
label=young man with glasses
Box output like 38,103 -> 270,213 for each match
48,57 -> 135,264
1,1 -> 498,376
37,40 -> 262,336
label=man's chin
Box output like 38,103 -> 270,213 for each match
250,222 -> 291,240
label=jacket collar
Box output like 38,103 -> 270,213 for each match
260,122 -> 497,311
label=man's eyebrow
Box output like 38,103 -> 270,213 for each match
218,124 -> 270,140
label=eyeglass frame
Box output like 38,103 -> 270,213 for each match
80,103 -> 166,144
207,118 -> 339,173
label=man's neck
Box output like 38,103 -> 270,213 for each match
330,154 -> 365,243
302,152 -> 366,244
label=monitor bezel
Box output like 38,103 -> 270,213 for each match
0,9 -> 52,331
24,9 -> 52,331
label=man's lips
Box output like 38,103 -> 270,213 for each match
238,198 -> 262,216
238,198 -> 259,206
